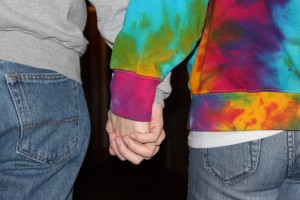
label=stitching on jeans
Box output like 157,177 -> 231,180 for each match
287,131 -> 295,177
76,83 -> 80,150
6,73 -> 67,81
17,143 -> 79,164
203,140 -> 261,185
5,71 -> 80,165
23,116 -> 78,131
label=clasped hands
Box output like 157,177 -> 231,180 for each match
106,104 -> 165,165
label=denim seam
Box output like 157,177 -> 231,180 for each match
5,77 -> 26,156
23,116 -> 78,131
287,131 -> 295,177
17,81 -> 79,164
17,143 -> 79,164
18,81 -> 33,126
203,140 -> 261,185
75,83 -> 80,151
5,74 -> 80,164
7,73 -> 67,81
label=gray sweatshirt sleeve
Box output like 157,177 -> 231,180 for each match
154,72 -> 172,108
88,0 -> 129,47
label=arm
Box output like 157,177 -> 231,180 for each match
107,0 -> 209,163
91,0 -> 209,164
110,0 -> 209,121
88,0 -> 169,163
90,0 -> 166,164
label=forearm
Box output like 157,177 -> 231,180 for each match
110,0 -> 209,121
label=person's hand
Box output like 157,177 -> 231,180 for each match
106,104 -> 165,164
106,109 -> 149,162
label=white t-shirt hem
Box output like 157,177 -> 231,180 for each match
188,130 -> 283,148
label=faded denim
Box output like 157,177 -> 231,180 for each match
0,61 -> 90,199
188,131 -> 300,200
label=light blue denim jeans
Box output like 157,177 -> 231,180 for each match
0,61 -> 90,199
188,131 -> 300,200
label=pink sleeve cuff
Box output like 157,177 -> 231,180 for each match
110,70 -> 160,121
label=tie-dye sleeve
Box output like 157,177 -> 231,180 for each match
110,0 -> 209,121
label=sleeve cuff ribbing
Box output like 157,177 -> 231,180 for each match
110,70 -> 160,121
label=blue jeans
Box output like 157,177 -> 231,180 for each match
188,131 -> 300,200
0,61 -> 90,199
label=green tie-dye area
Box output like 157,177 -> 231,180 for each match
111,0 -> 208,80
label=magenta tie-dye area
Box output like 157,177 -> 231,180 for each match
110,0 -> 300,131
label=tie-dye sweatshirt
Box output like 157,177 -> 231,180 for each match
110,0 -> 300,132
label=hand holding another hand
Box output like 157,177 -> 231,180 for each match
106,104 -> 165,165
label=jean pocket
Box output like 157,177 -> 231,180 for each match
5,73 -> 79,164
204,140 -> 261,185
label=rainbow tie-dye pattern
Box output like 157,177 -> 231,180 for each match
110,0 -> 300,131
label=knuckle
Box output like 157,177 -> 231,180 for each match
133,158 -> 143,165
145,148 -> 156,158
144,152 -> 152,158
105,123 -> 110,130
154,147 -> 160,155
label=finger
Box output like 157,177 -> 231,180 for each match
123,136 -> 157,159
109,134 -> 126,161
145,146 -> 160,160
109,146 -> 116,156
111,140 -> 126,161
154,130 -> 166,146
116,137 -> 144,165
107,123 -> 117,156
129,125 -> 163,143
153,146 -> 160,155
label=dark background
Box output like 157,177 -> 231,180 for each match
73,6 -> 191,200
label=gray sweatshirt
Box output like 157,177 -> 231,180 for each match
0,0 -> 171,104
0,0 -> 128,83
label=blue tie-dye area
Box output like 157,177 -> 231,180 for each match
111,0 -> 209,79
111,0 -> 300,131
257,0 -> 300,92
123,0 -> 206,45
272,0 -> 300,39
260,50 -> 300,92
121,0 -> 166,50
